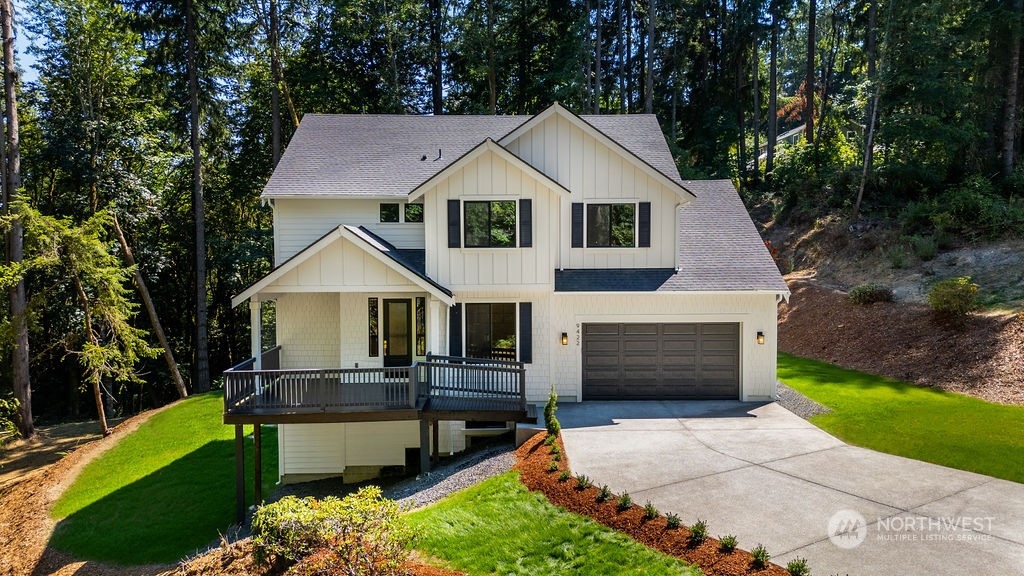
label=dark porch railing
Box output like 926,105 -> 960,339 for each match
223,348 -> 527,419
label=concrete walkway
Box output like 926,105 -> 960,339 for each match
557,401 -> 1024,576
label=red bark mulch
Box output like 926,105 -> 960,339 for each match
513,433 -> 789,576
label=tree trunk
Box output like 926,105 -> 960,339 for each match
805,0 -> 816,145
270,0 -> 281,166
854,84 -> 880,219
736,59 -> 746,183
1,0 -> 31,439
594,0 -> 602,114
429,0 -> 443,114
767,5 -> 778,176
72,274 -> 109,436
751,40 -> 760,185
113,215 -> 189,399
644,0 -> 654,113
486,0 -> 496,114
186,0 -> 209,393
1003,0 -> 1023,179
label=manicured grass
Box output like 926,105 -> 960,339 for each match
407,472 -> 699,575
778,353 -> 1024,484
50,392 -> 278,565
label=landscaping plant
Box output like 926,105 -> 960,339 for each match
252,486 -> 412,574
616,492 -> 633,512
848,283 -> 893,305
751,544 -> 770,568
574,473 -> 590,490
558,470 -> 571,482
927,276 -> 979,319
596,485 -> 612,502
786,557 -> 811,576
666,513 -> 681,529
718,534 -> 738,552
689,519 -> 708,544
544,387 -> 561,437
643,501 -> 659,520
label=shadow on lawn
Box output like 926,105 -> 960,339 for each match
39,431 -> 277,573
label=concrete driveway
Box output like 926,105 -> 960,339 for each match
557,401 -> 1024,576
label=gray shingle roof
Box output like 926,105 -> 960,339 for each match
262,112 -> 683,198
555,180 -> 788,293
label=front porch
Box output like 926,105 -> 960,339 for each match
223,347 -> 535,522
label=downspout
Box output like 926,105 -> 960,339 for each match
674,203 -> 682,272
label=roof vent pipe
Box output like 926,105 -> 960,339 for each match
435,148 -> 442,161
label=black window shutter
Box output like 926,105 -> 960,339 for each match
519,199 -> 532,247
571,203 -> 584,248
638,202 -> 652,247
447,199 -> 461,248
519,302 -> 532,363
449,303 -> 462,356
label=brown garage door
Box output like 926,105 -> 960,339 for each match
582,323 -> 740,400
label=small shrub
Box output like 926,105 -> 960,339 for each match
751,544 -> 771,568
548,443 -> 561,455
543,434 -> 556,446
596,485 -> 612,502
666,513 -> 681,529
643,501 -> 659,519
786,557 -> 811,576
928,276 -> 979,319
719,534 -> 738,552
888,244 -> 907,269
544,388 -> 561,437
574,473 -> 590,490
0,395 -> 20,441
547,460 -> 559,472
552,452 -> 561,462
689,519 -> 708,544
558,470 -> 571,482
848,283 -> 893,305
252,486 -> 412,573
616,493 -> 633,512
910,234 -> 938,261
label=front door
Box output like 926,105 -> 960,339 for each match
383,299 -> 412,367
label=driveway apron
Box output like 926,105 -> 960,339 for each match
557,401 -> 1024,576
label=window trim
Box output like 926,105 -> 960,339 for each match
585,202 -> 638,248
463,199 -> 518,249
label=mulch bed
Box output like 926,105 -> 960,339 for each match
779,280 -> 1024,405
513,433 -> 789,576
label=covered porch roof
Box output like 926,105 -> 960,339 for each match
232,224 -> 454,307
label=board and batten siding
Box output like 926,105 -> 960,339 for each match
274,198 -> 424,264
422,148 -> 559,289
270,235 -> 426,293
504,113 -> 683,269
280,421 -> 422,480
545,292 -> 780,402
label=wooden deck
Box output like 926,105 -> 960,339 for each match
223,352 -> 535,424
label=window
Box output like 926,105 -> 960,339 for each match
415,297 -> 426,356
404,203 -> 424,223
465,303 -> 516,360
368,298 -> 379,356
379,204 -> 399,222
464,201 -> 516,248
586,203 -> 635,247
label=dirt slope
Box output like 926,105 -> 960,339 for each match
779,279 -> 1024,406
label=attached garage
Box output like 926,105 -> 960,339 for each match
581,323 -> 740,400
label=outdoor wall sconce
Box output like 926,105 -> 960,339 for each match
756,331 -> 765,345
561,332 -> 569,346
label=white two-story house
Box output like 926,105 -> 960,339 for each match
224,103 -> 789,497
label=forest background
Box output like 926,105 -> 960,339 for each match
1,0 -> 1022,436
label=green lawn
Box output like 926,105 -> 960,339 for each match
778,353 -> 1024,484
50,392 -> 278,565
407,472 -> 699,576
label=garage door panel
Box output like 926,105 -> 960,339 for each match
582,322 -> 739,400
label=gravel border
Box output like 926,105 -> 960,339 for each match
386,443 -> 515,509
776,381 -> 831,419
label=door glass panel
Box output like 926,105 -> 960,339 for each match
386,301 -> 409,357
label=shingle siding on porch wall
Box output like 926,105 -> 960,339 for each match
277,293 -> 340,368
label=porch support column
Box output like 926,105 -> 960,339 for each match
234,424 -> 245,523
250,298 -> 262,369
432,419 -> 440,465
253,423 -> 262,506
428,298 -> 444,356
419,418 -> 431,473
